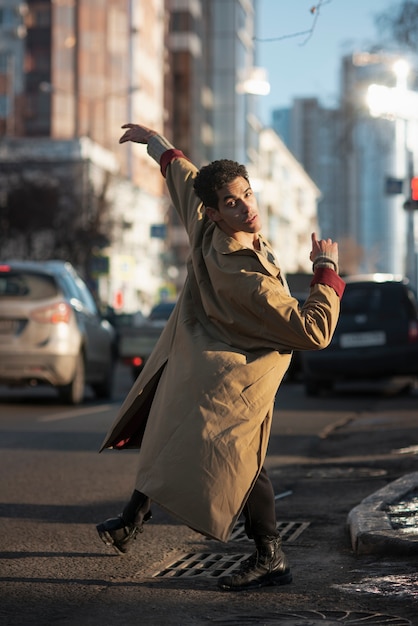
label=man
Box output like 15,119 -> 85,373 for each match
97,123 -> 345,591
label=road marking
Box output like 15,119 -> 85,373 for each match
38,404 -> 114,422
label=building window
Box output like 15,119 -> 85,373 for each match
0,95 -> 9,117
0,51 -> 11,73
171,11 -> 193,32
25,3 -> 51,28
24,48 -> 51,76
0,8 -> 15,28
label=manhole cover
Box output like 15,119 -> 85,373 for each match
208,610 -> 410,625
229,520 -> 309,543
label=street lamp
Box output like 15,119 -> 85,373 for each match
236,67 -> 271,96
367,61 -> 418,121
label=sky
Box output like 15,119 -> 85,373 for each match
257,0 -> 396,125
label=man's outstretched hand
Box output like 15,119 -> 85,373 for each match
119,123 -> 157,145
309,232 -> 339,266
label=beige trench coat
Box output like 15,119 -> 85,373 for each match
100,153 -> 345,542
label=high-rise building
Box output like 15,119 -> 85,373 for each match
0,0 -> 168,312
165,0 -> 264,286
340,52 -> 418,280
271,99 -> 343,242
0,0 -> 27,136
166,0 -> 261,166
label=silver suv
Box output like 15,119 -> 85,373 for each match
0,260 -> 116,404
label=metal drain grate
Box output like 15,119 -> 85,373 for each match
153,552 -> 250,579
229,520 -> 310,543
153,522 -> 309,579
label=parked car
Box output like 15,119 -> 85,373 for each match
148,300 -> 177,322
0,260 -> 116,404
103,309 -> 145,358
118,300 -> 177,380
301,274 -> 418,396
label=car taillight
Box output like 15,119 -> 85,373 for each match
408,320 -> 418,343
30,302 -> 72,324
123,356 -> 143,367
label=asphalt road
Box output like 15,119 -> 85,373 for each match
0,366 -> 417,626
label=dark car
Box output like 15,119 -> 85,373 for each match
0,260 -> 116,404
148,300 -> 177,322
301,274 -> 418,395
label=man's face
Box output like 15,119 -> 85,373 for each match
205,176 -> 262,239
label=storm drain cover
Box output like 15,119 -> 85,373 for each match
154,521 -> 310,579
153,552 -> 249,579
228,520 -> 310,543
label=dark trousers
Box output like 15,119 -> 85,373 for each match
124,466 -> 277,539
242,466 -> 278,539
122,491 -> 151,526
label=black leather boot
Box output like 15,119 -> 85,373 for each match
96,491 -> 151,555
217,535 -> 292,591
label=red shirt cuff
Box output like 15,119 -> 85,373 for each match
160,149 -> 189,176
311,267 -> 346,299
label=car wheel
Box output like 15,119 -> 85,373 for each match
58,352 -> 85,405
92,360 -> 115,400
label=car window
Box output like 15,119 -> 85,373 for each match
0,270 -> 59,300
58,270 -> 81,300
72,274 -> 99,316
342,283 -> 411,320
148,301 -> 176,321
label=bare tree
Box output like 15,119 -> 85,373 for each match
0,161 -> 112,283
376,1 -> 418,51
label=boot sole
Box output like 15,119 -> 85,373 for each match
218,568 -> 293,592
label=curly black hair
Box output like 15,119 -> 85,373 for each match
193,159 -> 249,209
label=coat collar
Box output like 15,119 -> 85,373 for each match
210,225 -> 281,278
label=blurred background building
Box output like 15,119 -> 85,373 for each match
0,0 -> 167,313
1,0 -> 417,312
271,52 -> 418,284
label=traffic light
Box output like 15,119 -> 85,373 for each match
404,177 -> 418,210
411,177 -> 418,201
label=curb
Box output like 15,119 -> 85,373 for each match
347,471 -> 418,555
